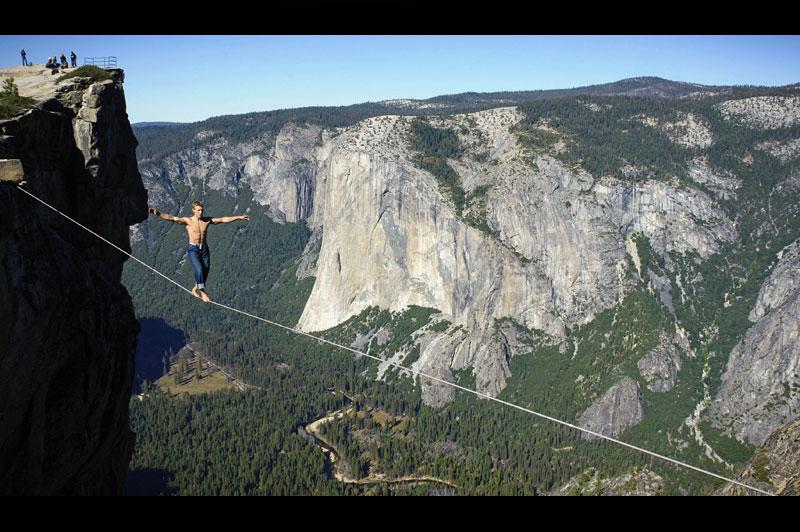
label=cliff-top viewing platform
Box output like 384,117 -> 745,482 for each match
0,64 -> 123,103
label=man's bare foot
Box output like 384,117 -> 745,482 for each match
198,289 -> 211,302
191,287 -> 201,299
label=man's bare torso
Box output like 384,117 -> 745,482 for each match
185,216 -> 212,245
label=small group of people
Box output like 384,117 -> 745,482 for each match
25,49 -> 77,72
44,52 -> 77,69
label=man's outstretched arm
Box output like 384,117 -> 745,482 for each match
210,214 -> 250,224
149,207 -> 187,224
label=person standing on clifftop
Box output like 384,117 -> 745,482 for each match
148,201 -> 250,302
20,49 -> 28,66
70,51 -> 77,68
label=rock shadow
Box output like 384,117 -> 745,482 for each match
126,468 -> 177,496
134,317 -> 185,394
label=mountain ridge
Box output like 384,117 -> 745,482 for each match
132,76 -> 800,164
134,76 -> 796,129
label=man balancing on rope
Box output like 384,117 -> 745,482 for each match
148,201 -> 250,302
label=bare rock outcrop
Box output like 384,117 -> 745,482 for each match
717,96 -> 800,130
553,467 -> 664,496
411,331 -> 461,408
578,377 -> 644,441
636,112 -> 713,148
707,238 -> 800,446
637,331 -> 686,392
295,226 -> 323,280
687,156 -> 740,200
749,240 -> 800,322
137,122 -> 320,225
755,138 -> 800,163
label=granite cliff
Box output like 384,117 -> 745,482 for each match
0,66 -> 147,494
707,237 -> 800,445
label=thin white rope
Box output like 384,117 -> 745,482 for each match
16,184 -> 193,296
15,183 -> 775,496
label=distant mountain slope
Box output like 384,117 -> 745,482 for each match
420,77 -> 727,106
132,77 -> 792,163
131,121 -> 186,128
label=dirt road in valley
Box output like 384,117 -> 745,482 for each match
303,403 -> 458,489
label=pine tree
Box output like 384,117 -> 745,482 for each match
1,78 -> 19,97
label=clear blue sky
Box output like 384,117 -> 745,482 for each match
3,35 -> 800,124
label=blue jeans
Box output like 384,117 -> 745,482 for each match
187,244 -> 211,289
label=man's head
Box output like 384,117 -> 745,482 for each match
192,200 -> 204,217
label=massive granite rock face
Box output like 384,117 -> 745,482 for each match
0,71 -> 147,494
238,123 -> 320,224
291,108 -> 732,402
137,122 -> 320,224
298,108 -> 734,335
299,139 -> 564,337
706,239 -> 800,446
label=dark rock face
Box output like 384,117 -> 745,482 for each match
0,72 -> 147,495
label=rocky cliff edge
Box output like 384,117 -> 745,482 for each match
0,66 -> 147,494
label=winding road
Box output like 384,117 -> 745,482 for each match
303,402 -> 458,489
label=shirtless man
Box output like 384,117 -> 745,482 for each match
148,201 -> 250,302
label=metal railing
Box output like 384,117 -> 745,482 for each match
83,56 -> 117,68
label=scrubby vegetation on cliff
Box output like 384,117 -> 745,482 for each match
55,65 -> 113,84
0,78 -> 36,119
407,117 -> 466,213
